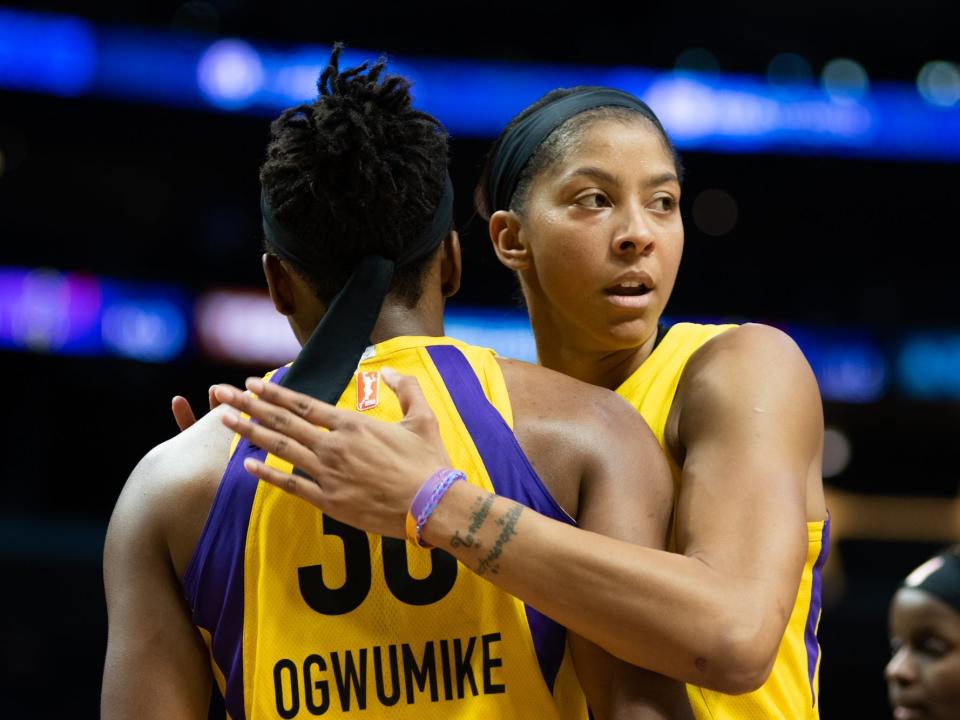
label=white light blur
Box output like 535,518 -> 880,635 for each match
822,58 -> 869,104
822,427 -> 852,478
197,39 -> 264,108
196,290 -> 299,366
917,61 -> 960,107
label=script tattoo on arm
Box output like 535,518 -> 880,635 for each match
475,503 -> 523,577
450,494 -> 494,549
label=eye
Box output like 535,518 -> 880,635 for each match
574,191 -> 612,209
650,195 -> 676,213
917,636 -> 950,658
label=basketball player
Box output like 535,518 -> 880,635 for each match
213,86 -> 828,719
886,546 -> 960,720
101,52 -> 691,719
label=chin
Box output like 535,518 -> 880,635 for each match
603,316 -> 658,348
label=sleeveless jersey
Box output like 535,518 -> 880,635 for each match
182,336 -> 588,720
616,323 -> 829,720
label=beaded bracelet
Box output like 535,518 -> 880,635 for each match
404,469 -> 466,548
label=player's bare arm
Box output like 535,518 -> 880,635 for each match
101,408 -> 232,719
211,323 -> 822,693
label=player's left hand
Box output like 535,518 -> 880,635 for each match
213,370 -> 452,538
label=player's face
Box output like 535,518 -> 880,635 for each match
886,588 -> 960,720
516,118 -> 683,353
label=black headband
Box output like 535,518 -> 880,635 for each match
488,87 -> 667,213
262,173 -> 454,403
903,551 -> 960,613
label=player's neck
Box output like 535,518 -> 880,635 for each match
533,322 -> 660,391
368,295 -> 445,345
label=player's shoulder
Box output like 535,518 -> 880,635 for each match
106,406 -> 234,579
685,322 -> 810,382
679,322 -> 820,425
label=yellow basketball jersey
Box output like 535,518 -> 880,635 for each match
616,323 -> 828,720
183,336 -> 588,720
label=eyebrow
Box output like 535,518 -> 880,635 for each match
568,166 -> 680,188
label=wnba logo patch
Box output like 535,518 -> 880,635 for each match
356,370 -> 380,411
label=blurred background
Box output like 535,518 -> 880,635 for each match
1,1 -> 958,716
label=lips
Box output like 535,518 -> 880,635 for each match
892,702 -> 928,720
604,270 -> 655,300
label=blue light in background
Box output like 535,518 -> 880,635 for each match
2,265 -> 958,404
101,297 -> 188,362
790,328 -> 889,403
0,9 -> 96,96
445,307 -> 538,363
2,8 -> 960,162
0,267 -> 102,354
897,334 -> 960,399
0,267 -> 189,362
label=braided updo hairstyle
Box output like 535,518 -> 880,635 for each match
259,44 -> 450,306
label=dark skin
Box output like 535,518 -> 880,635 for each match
102,233 -> 693,719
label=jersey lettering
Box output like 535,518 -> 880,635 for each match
272,634 -> 506,715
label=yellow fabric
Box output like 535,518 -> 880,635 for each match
616,323 -> 825,719
232,336 -> 585,719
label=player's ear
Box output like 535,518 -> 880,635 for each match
440,230 -> 462,298
263,253 -> 296,316
489,210 -> 531,271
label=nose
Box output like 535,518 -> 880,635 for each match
612,201 -> 655,256
885,646 -> 916,687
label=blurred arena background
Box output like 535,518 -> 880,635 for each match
1,1 -> 958,716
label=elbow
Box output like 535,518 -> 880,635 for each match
700,619 -> 779,695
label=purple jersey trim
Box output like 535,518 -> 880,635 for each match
182,366 -> 289,720
803,515 -> 830,707
427,344 -> 572,692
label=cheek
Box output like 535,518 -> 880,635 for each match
928,652 -> 960,703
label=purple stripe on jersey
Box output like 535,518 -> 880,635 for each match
803,515 -> 830,707
181,366 -> 289,720
427,344 -> 572,691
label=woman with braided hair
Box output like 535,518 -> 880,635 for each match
103,48 -> 693,719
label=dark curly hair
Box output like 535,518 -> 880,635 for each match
474,86 -> 683,221
259,44 -> 450,305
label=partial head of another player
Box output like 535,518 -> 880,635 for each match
886,545 -> 960,720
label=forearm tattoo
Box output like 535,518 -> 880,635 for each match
450,494 -> 494,549
475,503 -> 523,577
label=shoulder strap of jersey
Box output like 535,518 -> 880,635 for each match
425,343 -> 573,690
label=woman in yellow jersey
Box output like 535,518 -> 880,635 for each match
214,85 -> 829,720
